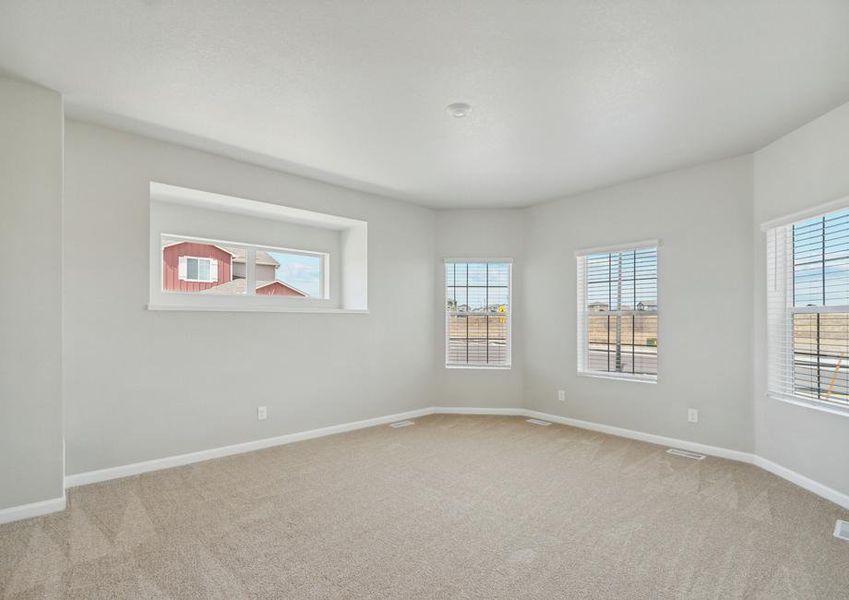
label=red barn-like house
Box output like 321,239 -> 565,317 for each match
162,240 -> 307,296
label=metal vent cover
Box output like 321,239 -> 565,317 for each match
389,420 -> 415,428
526,418 -> 552,426
666,448 -> 706,460
834,520 -> 849,542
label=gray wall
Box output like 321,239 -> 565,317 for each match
433,209 -> 525,408
6,82 -> 849,508
0,77 -> 64,509
523,156 -> 755,452
63,120 -> 435,475
753,101 -> 849,496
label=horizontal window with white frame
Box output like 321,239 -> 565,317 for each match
766,206 -> 849,414
576,242 -> 658,382
162,234 -> 328,299
445,259 -> 512,368
149,182 -> 368,313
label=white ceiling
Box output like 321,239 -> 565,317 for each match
2,1 -> 849,208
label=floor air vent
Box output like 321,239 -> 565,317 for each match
526,419 -> 552,426
389,420 -> 415,428
666,448 -> 706,460
835,520 -> 849,542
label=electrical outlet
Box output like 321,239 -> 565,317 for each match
557,389 -> 566,402
687,408 -> 698,423
257,406 -> 267,421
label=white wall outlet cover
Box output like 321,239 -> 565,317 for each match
557,390 -> 566,402
257,406 -> 267,421
687,408 -> 699,423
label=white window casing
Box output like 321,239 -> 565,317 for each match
576,241 -> 659,383
765,208 -> 849,416
444,259 -> 512,369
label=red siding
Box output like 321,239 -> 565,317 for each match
256,281 -> 306,297
162,242 -> 232,292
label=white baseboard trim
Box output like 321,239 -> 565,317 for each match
433,407 -> 849,510
523,409 -> 756,464
753,456 -> 849,510
431,406 -> 523,416
0,494 -> 66,525
10,404 -> 834,523
64,407 -> 434,488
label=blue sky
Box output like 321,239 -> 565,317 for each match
269,252 -> 322,297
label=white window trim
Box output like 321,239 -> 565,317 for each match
765,209 -> 849,418
444,258 -> 513,370
180,256 -> 217,283
577,241 -> 659,383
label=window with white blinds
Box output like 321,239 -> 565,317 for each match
766,208 -> 849,412
445,260 -> 511,368
577,243 -> 658,381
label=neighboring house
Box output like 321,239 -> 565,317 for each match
162,241 -> 307,296
636,301 -> 657,311
229,247 -> 279,281
587,301 -> 609,312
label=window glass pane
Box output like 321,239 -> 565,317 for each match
487,287 -> 509,312
487,315 -> 508,363
589,315 -> 659,376
445,263 -> 455,288
587,281 -> 610,311
488,263 -> 509,286
468,263 -> 487,286
256,249 -> 324,298
792,312 -> 849,407
452,286 -> 468,311
467,287 -> 487,312
447,315 -> 468,363
187,258 -> 199,280
466,315 -> 488,363
446,286 -> 458,311
447,336 -> 467,364
587,314 -> 611,372
454,263 -> 468,287
793,210 -> 849,307
633,314 -> 658,375
197,259 -> 210,281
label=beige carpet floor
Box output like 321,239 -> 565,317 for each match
1,414 -> 848,599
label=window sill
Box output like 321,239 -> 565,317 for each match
147,304 -> 368,314
768,393 -> 849,418
445,364 -> 512,371
577,371 -> 657,384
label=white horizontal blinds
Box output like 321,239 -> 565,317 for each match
766,225 -> 793,401
445,261 -> 511,366
576,256 -> 588,373
768,208 -> 849,409
578,246 -> 658,378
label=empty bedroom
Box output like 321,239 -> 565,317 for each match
2,1 -> 849,598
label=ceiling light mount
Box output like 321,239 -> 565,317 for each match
446,102 -> 471,118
